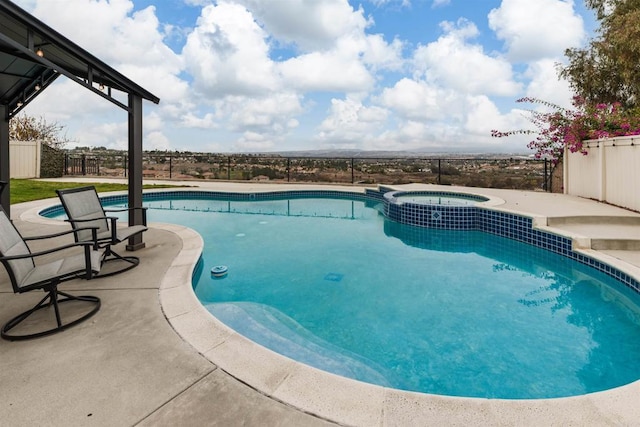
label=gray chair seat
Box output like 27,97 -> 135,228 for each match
20,250 -> 103,288
96,224 -> 147,243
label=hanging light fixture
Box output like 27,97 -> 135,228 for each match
35,48 -> 44,57
16,91 -> 25,108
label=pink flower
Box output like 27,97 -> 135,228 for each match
491,97 -> 640,161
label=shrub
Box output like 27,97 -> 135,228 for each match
491,97 -> 640,163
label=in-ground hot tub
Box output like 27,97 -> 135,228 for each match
390,190 -> 489,206
383,190 -> 490,229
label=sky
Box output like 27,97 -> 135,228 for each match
14,0 -> 596,154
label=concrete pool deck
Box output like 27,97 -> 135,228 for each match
2,180 -> 640,426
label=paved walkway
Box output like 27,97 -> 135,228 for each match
2,180 -> 640,426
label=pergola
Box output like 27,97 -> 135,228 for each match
0,0 -> 160,250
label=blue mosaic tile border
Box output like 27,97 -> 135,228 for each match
381,192 -> 640,294
388,190 -> 488,203
39,190 -> 369,217
386,202 -> 477,229
142,189 -> 370,202
478,209 -> 640,293
38,188 -> 640,295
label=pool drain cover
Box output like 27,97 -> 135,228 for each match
324,273 -> 344,282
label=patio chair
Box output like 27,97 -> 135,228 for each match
56,186 -> 148,277
0,208 -> 102,340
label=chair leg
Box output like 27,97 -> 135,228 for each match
1,285 -> 101,341
95,247 -> 140,278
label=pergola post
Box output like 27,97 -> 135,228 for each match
126,94 -> 145,251
0,105 -> 9,216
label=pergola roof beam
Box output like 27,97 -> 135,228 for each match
0,0 -> 160,238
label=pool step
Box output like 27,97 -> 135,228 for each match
547,215 -> 640,226
591,239 -> 640,250
546,215 -> 640,251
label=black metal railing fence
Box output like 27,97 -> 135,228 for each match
63,153 -> 555,191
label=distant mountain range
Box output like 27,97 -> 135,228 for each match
264,148 -> 532,159
70,146 -> 533,159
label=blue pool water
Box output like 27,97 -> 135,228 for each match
47,194 -> 640,399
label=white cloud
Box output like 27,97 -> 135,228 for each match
277,23 -> 402,92
10,0 -> 588,154
279,50 -> 374,93
31,0 -> 184,85
316,97 -> 389,145
142,111 -> 166,133
432,0 -> 451,7
413,19 -> 521,96
233,131 -> 275,152
488,0 -> 586,62
180,112 -> 220,130
235,0 -> 371,51
378,78 -> 460,121
181,0 -> 403,144
369,78 -> 532,151
145,131 -> 172,150
72,122 -> 128,150
464,95 -> 522,143
15,0 -> 191,149
182,2 -> 279,97
362,34 -> 405,71
367,0 -> 412,7
524,59 -> 575,108
211,93 -> 303,140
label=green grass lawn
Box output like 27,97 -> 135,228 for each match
8,179 -> 178,204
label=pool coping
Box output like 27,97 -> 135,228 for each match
20,186 -> 640,425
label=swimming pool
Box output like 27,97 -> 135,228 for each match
42,189 -> 640,399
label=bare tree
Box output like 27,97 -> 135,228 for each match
9,114 -> 71,149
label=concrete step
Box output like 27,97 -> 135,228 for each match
591,239 -> 640,250
545,216 -> 640,242
547,215 -> 640,226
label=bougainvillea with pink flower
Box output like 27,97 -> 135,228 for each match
491,97 -> 640,164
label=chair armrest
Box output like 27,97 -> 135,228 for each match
23,226 -> 98,242
104,207 -> 148,226
0,241 -> 97,261
65,217 -> 120,243
103,207 -> 147,212
64,216 -> 110,224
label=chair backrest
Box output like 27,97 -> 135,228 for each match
56,186 -> 110,242
0,208 -> 35,292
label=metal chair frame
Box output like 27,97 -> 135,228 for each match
0,208 -> 102,340
56,186 -> 147,278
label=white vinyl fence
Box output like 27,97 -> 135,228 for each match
564,136 -> 640,211
9,140 -> 41,178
